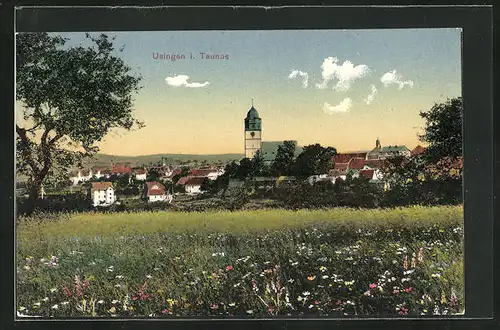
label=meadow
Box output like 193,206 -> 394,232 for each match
16,206 -> 464,318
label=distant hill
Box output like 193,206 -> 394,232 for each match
84,153 -> 245,168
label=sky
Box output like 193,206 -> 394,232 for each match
18,29 -> 462,156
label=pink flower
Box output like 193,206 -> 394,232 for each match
132,296 -> 138,301
225,265 -> 233,271
162,308 -> 171,314
404,287 -> 413,293
314,300 -> 319,305
369,283 -> 377,289
210,303 -> 219,310
398,307 -> 409,315
393,289 -> 400,295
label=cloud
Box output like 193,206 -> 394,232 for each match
165,74 -> 210,88
288,69 -> 309,88
316,57 -> 370,91
323,98 -> 353,115
364,84 -> 378,105
380,70 -> 414,90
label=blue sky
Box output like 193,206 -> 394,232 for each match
44,29 -> 461,155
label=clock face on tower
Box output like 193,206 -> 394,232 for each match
250,132 -> 255,137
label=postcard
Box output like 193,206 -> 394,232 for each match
15,28 -> 464,319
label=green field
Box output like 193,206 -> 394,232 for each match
16,206 -> 464,318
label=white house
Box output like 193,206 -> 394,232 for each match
70,169 -> 93,186
91,182 -> 116,206
184,177 -> 206,194
145,181 -> 172,202
134,168 -> 148,181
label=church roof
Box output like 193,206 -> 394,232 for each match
246,106 -> 260,119
380,145 -> 410,152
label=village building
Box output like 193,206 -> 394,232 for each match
366,138 -> 411,160
69,169 -> 93,185
133,168 -> 148,181
111,161 -> 133,175
189,168 -> 220,180
90,182 -> 116,206
144,181 -> 172,203
184,177 -> 206,194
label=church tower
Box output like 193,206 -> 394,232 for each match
244,102 -> 262,159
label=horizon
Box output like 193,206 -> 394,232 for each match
17,29 -> 461,156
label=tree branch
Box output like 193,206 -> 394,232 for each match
16,124 -> 39,176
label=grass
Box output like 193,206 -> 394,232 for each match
16,205 -> 464,318
17,205 -> 462,241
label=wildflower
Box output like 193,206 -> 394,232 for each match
319,266 -> 327,272
403,269 -> 415,275
344,280 -> 355,286
404,287 -> 413,293
50,288 -> 57,293
106,266 -> 114,272
403,255 -> 409,270
61,301 -> 69,306
51,304 -> 58,309
42,297 -> 49,302
308,304 -> 314,309
162,309 -> 171,315
246,310 -> 254,314
97,300 -> 104,304
18,306 -> 26,312
229,303 -> 236,307
111,300 -> 119,304
369,283 -> 377,289
398,307 -> 409,315
288,278 -> 295,283
393,289 -> 400,295
307,275 -> 316,281
23,265 -> 30,271
63,286 -> 72,297
322,275 -> 329,279
210,304 -> 218,310
146,275 -> 152,279
114,284 -> 122,288
33,302 -> 41,307
225,265 -> 233,271
450,290 -> 458,308
364,290 -> 372,297
302,291 -> 311,296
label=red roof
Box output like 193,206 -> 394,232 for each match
185,177 -> 207,186
364,159 -> 383,169
348,157 -> 366,170
332,153 -> 367,164
91,182 -> 113,193
334,163 -> 349,170
359,169 -> 375,179
411,145 -> 426,156
146,181 -> 165,196
176,176 -> 192,185
112,163 -> 132,174
189,169 -> 216,177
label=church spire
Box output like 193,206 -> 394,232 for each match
251,98 -> 254,107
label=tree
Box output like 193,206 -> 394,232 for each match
270,140 -> 296,176
250,150 -> 267,177
236,158 -> 253,179
292,144 -> 337,178
419,97 -> 462,163
16,32 -> 143,211
146,168 -> 160,181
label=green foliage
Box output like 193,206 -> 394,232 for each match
419,97 -> 462,163
270,140 -> 296,176
16,32 -> 143,207
292,144 -> 337,178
